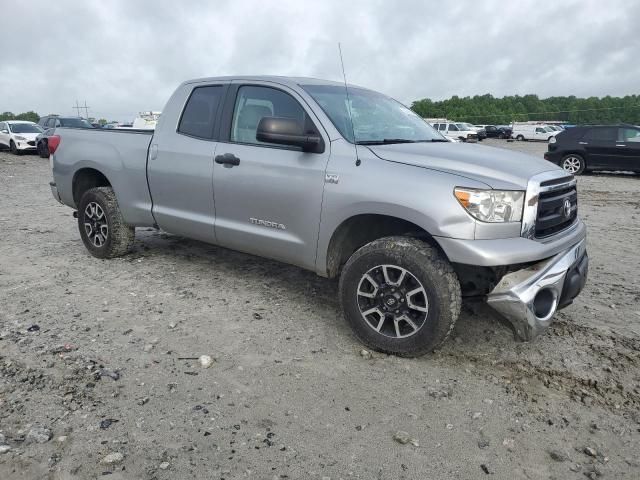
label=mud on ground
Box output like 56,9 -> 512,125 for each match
0,143 -> 639,479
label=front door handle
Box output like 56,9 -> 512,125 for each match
215,153 -> 240,166
616,144 -> 626,147
578,141 -> 588,145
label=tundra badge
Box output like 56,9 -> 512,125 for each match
250,218 -> 286,230
325,173 -> 339,184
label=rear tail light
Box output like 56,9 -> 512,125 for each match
48,135 -> 61,154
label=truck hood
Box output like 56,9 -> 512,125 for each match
367,142 -> 563,190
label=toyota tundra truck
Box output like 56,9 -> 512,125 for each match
48,76 -> 588,357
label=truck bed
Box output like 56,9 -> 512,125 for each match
51,127 -> 156,227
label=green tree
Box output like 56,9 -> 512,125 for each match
15,111 -> 39,122
411,94 -> 640,125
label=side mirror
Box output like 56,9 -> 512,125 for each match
256,117 -> 323,153
1,129 -> 8,134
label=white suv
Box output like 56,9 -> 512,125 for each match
431,122 -> 479,142
0,121 -> 44,154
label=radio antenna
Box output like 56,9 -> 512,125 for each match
338,43 -> 361,166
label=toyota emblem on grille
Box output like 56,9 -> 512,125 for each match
563,198 -> 571,218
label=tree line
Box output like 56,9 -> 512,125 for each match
0,111 -> 40,123
0,111 -> 110,125
410,94 -> 640,125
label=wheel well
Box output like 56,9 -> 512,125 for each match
72,168 -> 111,206
325,214 -> 442,278
561,151 -> 587,164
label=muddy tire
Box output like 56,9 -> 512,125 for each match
77,187 -> 135,259
339,236 -> 461,357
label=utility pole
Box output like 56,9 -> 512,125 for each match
72,100 -> 91,119
73,100 -> 82,117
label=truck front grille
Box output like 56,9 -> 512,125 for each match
535,182 -> 577,238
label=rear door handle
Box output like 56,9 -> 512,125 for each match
215,153 -> 240,166
616,144 -> 626,147
578,141 -> 588,145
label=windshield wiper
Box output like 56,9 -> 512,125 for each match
356,139 -> 418,145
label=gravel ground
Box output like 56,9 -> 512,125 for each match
0,142 -> 639,480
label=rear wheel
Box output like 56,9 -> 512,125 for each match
78,187 -> 135,258
516,135 -> 525,141
339,236 -> 461,357
561,154 -> 585,175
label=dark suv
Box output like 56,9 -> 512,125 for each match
545,125 -> 640,175
484,125 -> 512,139
36,116 -> 94,157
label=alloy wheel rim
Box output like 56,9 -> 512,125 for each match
84,202 -> 108,247
562,157 -> 581,173
356,264 -> 429,339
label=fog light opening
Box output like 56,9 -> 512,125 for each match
533,288 -> 558,321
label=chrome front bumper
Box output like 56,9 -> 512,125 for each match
487,238 -> 588,341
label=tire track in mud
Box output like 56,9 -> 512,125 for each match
441,319 -> 640,417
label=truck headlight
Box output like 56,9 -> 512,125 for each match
454,188 -> 525,223
15,136 -> 27,141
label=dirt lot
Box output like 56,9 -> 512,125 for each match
1,141 -> 639,480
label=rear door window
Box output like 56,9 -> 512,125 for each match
619,128 -> 640,142
178,85 -> 224,139
584,128 -> 616,142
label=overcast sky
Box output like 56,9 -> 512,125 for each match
1,0 -> 638,121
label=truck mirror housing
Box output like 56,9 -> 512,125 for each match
256,117 -> 323,153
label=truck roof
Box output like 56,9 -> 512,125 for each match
182,75 -> 366,90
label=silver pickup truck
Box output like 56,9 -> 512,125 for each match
49,76 -> 588,356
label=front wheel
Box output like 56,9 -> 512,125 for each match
78,187 -> 135,258
561,154 -> 585,175
10,140 -> 21,155
37,141 -> 49,158
339,236 -> 461,357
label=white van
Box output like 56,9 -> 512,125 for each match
511,125 -> 559,142
431,122 -> 479,142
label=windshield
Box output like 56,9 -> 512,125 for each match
60,118 -> 94,128
545,126 -> 556,132
458,123 -> 476,131
10,123 -> 43,134
301,84 -> 445,144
